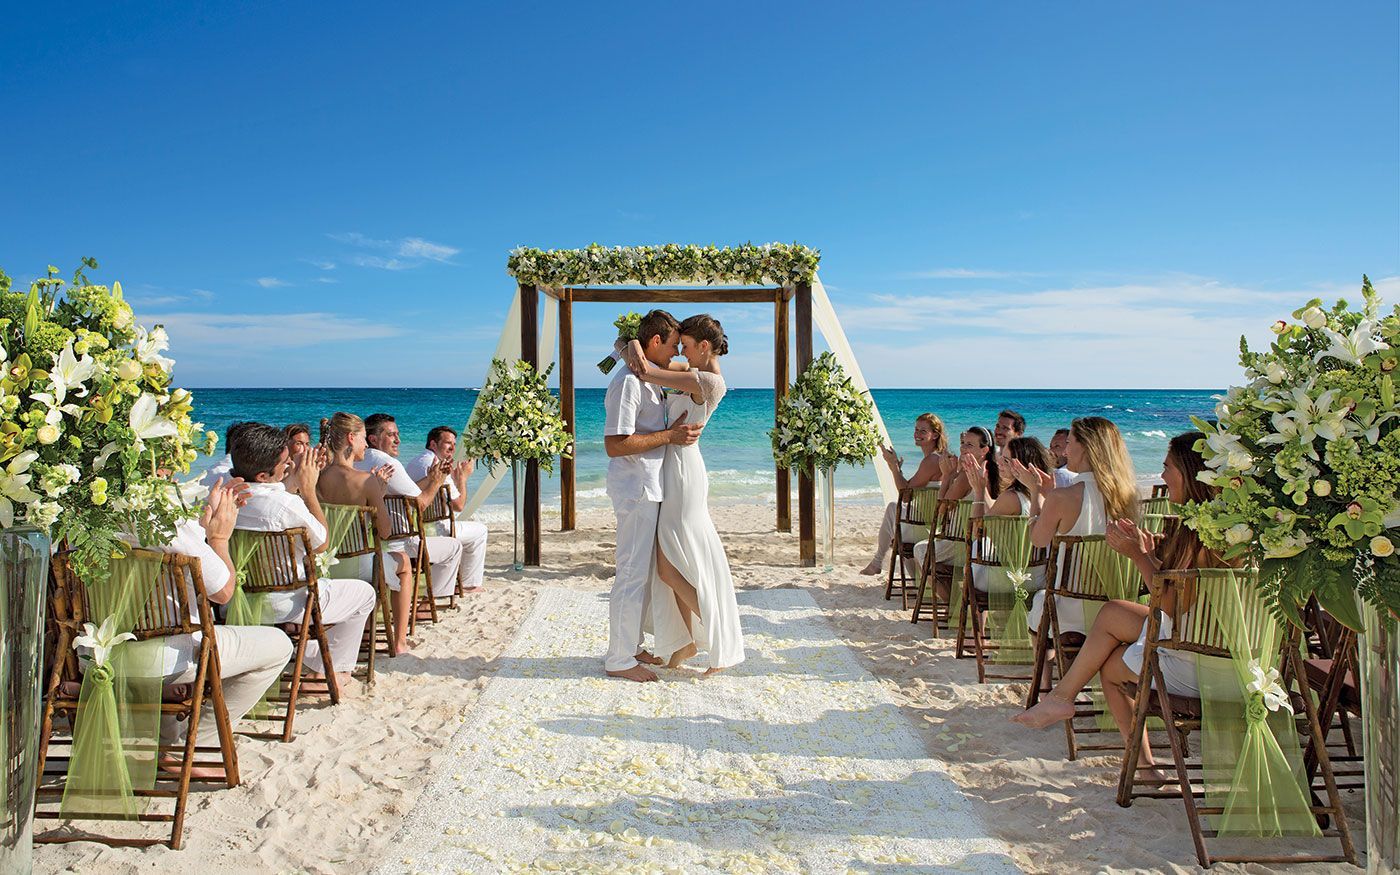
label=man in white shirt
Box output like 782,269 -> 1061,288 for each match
993,409 -> 1025,455
603,310 -> 702,683
356,413 -> 464,598
1049,427 -> 1075,489
232,424 -> 377,689
200,421 -> 256,488
406,426 -> 489,593
143,480 -> 293,777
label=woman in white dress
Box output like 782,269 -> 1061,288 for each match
860,413 -> 950,575
624,314 -> 745,674
964,436 -> 1055,595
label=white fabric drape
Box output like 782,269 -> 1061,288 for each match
460,289 -> 558,518
809,277 -> 898,504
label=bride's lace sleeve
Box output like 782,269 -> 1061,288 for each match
696,371 -> 727,414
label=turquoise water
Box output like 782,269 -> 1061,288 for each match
187,387 -> 1219,511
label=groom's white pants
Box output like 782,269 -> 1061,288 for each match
605,496 -> 659,673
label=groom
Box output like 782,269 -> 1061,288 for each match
603,309 -> 703,683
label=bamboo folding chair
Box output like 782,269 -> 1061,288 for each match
419,484 -> 459,609
35,550 -> 239,850
1301,610 -> 1363,791
910,497 -> 950,629
883,487 -> 934,605
383,495 -> 437,633
234,527 -> 339,742
954,516 -> 1051,684
1116,569 -> 1356,867
1026,534 -> 1144,760
1150,483 -> 1170,499
334,504 -> 391,683
927,499 -> 974,641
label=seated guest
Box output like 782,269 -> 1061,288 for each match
282,423 -> 312,494
1012,432 -> 1222,779
200,421 -> 256,488
142,479 -> 293,777
964,436 -> 1054,594
911,427 -> 1000,600
1025,416 -> 1139,635
993,409 -> 1026,455
860,413 -> 950,576
355,413 -> 463,600
1048,427 -> 1075,488
233,423 -> 377,691
405,426 -> 489,594
316,413 -> 418,652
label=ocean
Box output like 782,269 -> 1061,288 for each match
186,388 -> 1219,516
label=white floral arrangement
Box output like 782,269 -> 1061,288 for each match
0,260 -> 215,580
1181,276 -> 1399,625
770,352 -> 880,472
507,243 -> 820,288
462,358 -> 573,473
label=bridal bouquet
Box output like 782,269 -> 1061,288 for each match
463,358 -> 573,473
596,311 -> 641,375
1181,276 -> 1400,625
771,351 -> 880,472
0,260 -> 215,579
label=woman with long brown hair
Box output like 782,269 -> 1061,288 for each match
1011,431 -> 1223,780
861,412 -> 951,576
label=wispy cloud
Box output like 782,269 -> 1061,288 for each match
304,259 -> 337,270
905,268 -> 1039,280
146,311 -> 403,351
129,288 -> 218,308
255,277 -> 291,288
328,231 -> 460,268
315,276 -> 339,284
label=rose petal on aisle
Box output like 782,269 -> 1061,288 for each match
374,587 -> 1019,874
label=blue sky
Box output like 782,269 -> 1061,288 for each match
2,2 -> 1396,389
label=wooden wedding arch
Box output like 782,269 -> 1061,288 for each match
511,266 -> 820,569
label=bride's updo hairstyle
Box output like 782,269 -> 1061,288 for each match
319,411 -> 364,454
679,314 -> 728,356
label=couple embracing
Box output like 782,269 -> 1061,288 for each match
603,310 -> 745,683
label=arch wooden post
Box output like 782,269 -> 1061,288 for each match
795,281 -> 815,566
774,289 -> 791,533
559,289 -> 576,532
520,282 -> 542,566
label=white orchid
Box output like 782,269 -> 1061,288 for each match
1314,317 -> 1389,367
129,393 -> 178,447
0,451 -> 41,528
1203,430 -> 1253,472
1246,660 -> 1293,714
72,616 -> 136,669
45,341 -> 99,405
133,326 -> 175,372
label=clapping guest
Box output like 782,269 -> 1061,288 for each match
282,423 -> 312,494
201,421 -> 256,488
356,413 -> 464,598
964,436 -> 1055,595
406,426 -> 489,594
910,427 -> 1000,599
316,413 -> 418,653
1048,427 -> 1075,488
1025,416 -> 1139,636
993,409 -> 1026,455
860,413 -> 950,576
1012,432 -> 1223,781
233,424 -> 377,691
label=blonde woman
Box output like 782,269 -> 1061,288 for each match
316,412 -> 417,653
1023,416 -> 1139,635
861,413 -> 951,576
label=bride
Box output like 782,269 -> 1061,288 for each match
624,314 -> 746,674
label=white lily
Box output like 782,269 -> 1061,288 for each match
133,326 -> 176,373
1203,431 -> 1252,472
92,440 -> 121,471
29,392 -> 82,424
72,616 -> 136,669
1314,318 -> 1390,367
1259,387 -> 1343,459
0,451 -> 41,528
1246,660 -> 1293,714
46,340 -> 98,405
129,393 -> 178,447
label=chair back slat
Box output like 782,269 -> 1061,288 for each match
335,506 -> 378,558
933,498 -> 974,542
1149,483 -> 1170,499
968,516 -> 1051,569
382,495 -> 418,542
56,549 -> 206,641
1155,568 -> 1260,658
237,528 -> 313,592
420,486 -> 454,527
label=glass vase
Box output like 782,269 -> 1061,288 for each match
818,466 -> 836,573
0,527 -> 52,875
1360,594 -> 1400,873
511,459 -> 525,572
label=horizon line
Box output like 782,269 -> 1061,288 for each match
185,385 -> 1226,392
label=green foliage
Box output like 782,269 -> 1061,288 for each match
507,242 -> 821,287
770,352 -> 880,472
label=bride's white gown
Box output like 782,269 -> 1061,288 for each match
648,370 -> 746,669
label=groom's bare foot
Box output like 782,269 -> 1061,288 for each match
635,650 -> 663,666
666,644 -> 697,668
607,665 -> 658,683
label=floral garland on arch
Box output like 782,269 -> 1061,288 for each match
506,243 -> 820,288
462,358 -> 573,473
0,260 -> 215,581
771,352 -> 880,472
1181,276 -> 1399,627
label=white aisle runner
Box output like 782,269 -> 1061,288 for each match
375,588 -> 1019,874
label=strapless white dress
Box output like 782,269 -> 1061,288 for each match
648,371 -> 746,669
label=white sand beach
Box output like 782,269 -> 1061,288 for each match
32,504 -> 1365,874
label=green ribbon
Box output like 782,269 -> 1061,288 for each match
943,500 -> 974,634
982,515 -> 1035,665
61,553 -> 165,819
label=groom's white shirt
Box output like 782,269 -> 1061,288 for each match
604,367 -> 666,502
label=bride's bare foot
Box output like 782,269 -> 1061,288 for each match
635,650 -> 663,666
702,666 -> 725,677
1011,695 -> 1076,729
859,558 -> 884,576
666,644 -> 697,668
